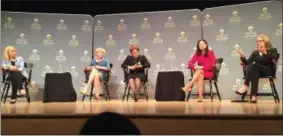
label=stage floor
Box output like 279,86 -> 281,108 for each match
1,100 -> 282,117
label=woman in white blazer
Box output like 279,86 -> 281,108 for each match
1,45 -> 28,104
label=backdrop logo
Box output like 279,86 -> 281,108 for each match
128,33 -> 139,45
56,19 -> 67,30
277,59 -> 282,73
165,16 -> 175,28
258,7 -> 271,20
4,17 -> 15,28
141,18 -> 151,29
94,20 -> 104,31
143,48 -> 152,60
165,47 -> 177,71
105,34 -> 116,46
180,63 -> 189,77
16,33 -> 28,45
262,81 -> 271,92
117,49 -> 126,61
244,26 -> 257,40
219,62 -> 229,75
189,15 -> 200,27
231,44 -> 243,58
29,49 -> 40,63
203,14 -> 213,26
153,64 -> 165,76
30,18 -> 41,30
29,81 -> 38,93
68,34 -> 80,47
275,23 -> 282,36
177,31 -> 188,44
55,50 -> 67,73
232,78 -> 242,91
229,11 -> 241,24
82,20 -> 92,32
153,32 -> 163,44
80,51 -> 91,64
41,65 -> 53,77
43,34 -> 54,45
216,29 -> 228,42
117,19 -> 127,31
69,66 -> 78,78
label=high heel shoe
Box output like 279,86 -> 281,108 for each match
181,87 -> 192,92
197,97 -> 203,102
250,100 -> 257,103
235,86 -> 248,95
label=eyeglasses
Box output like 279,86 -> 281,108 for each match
256,40 -> 264,43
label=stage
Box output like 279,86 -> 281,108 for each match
1,100 -> 282,135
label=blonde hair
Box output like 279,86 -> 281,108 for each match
258,34 -> 273,50
95,48 -> 106,54
3,46 -> 16,60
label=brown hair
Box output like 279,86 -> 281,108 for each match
258,34 -> 273,50
130,44 -> 139,53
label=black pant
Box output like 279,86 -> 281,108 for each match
6,71 -> 26,99
244,64 -> 271,96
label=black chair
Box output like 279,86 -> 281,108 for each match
1,63 -> 33,103
186,58 -> 223,102
82,63 -> 113,102
235,53 -> 280,103
122,68 -> 149,101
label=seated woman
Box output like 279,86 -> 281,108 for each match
1,46 -> 28,104
235,34 -> 278,103
121,45 -> 151,102
181,40 -> 216,102
81,48 -> 111,100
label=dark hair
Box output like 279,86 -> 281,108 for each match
80,112 -> 141,135
196,39 -> 209,57
130,44 -> 139,53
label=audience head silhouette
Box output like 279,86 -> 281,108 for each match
79,112 -> 141,135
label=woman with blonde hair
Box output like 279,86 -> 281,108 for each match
81,48 -> 111,100
235,34 -> 278,103
1,46 -> 28,104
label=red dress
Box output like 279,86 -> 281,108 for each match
188,50 -> 216,79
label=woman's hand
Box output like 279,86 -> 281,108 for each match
236,49 -> 244,57
86,67 -> 92,71
10,66 -> 18,71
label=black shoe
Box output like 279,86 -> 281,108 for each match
235,91 -> 247,96
10,99 -> 16,104
133,93 -> 138,102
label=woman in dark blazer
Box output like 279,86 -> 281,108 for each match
235,34 -> 278,103
121,45 -> 150,102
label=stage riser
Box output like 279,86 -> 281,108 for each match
2,118 -> 282,135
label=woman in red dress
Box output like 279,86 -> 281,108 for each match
181,39 -> 216,102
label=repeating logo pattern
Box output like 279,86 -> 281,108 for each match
117,19 -> 127,31
29,49 -> 40,63
81,51 -> 91,64
229,11 -> 241,24
231,44 -> 243,58
143,48 -> 152,60
82,20 -> 92,32
43,34 -> 54,45
275,23 -> 282,36
165,16 -> 176,28
105,34 -> 116,46
244,26 -> 257,39
177,31 -> 188,44
56,19 -> 67,30
141,18 -> 151,29
4,17 -> 15,28
153,32 -> 163,44
190,15 -> 201,27
258,7 -> 271,20
128,33 -> 139,45
68,35 -> 80,47
16,33 -> 28,45
203,14 -> 213,26
117,49 -> 126,61
94,20 -> 104,32
216,29 -> 228,42
30,18 -> 41,30
41,65 -> 53,77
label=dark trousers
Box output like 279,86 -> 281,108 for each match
6,71 -> 26,99
244,64 -> 271,96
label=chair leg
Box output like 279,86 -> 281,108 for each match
126,87 -> 130,101
214,82 -> 221,101
143,83 -> 148,101
105,84 -> 111,101
4,84 -> 10,103
269,79 -> 277,103
1,84 -> 7,101
25,86 -> 31,103
82,95 -> 86,102
270,79 -> 280,103
209,81 -> 213,102
122,83 -> 128,102
89,85 -> 94,101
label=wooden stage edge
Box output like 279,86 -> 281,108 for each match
1,100 -> 283,135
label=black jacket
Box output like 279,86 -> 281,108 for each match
121,55 -> 151,74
